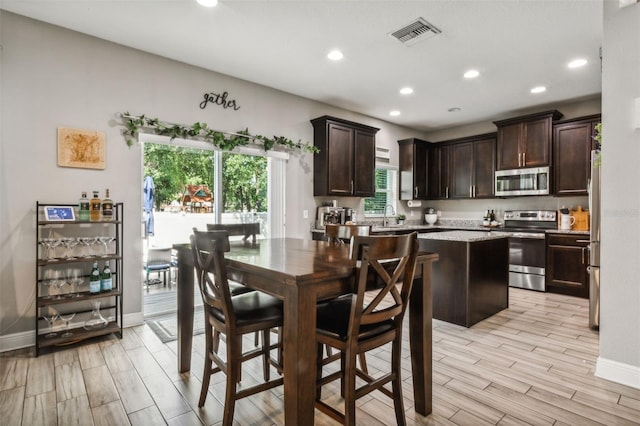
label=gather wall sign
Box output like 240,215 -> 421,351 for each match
199,90 -> 241,111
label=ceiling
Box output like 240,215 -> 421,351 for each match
0,0 -> 603,132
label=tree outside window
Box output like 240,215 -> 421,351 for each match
364,166 -> 397,215
143,144 -> 267,213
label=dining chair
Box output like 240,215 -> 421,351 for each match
206,222 -> 260,244
315,233 -> 419,426
192,228 -> 269,375
322,223 -> 372,371
204,224 -> 265,347
190,230 -> 283,425
324,223 -> 371,245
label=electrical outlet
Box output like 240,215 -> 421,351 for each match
303,209 -> 308,219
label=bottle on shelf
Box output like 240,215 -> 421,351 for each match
89,262 -> 101,293
101,261 -> 112,292
78,191 -> 90,222
90,191 -> 102,222
102,189 -> 113,221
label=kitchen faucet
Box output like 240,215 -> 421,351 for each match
383,204 -> 396,227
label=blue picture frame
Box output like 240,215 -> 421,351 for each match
44,206 -> 76,221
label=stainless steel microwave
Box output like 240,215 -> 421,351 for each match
495,166 -> 550,197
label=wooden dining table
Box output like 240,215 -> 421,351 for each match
173,237 -> 438,425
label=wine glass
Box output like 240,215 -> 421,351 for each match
39,238 -> 57,260
41,270 -> 55,299
38,239 -> 50,260
49,237 -> 63,260
67,268 -> 83,297
50,270 -> 67,299
42,311 -> 59,338
87,236 -> 99,257
59,312 -> 76,337
61,237 -> 79,259
77,237 -> 92,257
98,236 -> 115,257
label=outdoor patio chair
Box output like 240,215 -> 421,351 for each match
144,246 -> 172,291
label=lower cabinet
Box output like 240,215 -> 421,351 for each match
545,233 -> 590,298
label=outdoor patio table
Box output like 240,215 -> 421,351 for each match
173,237 -> 438,425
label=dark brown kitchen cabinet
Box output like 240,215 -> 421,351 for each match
427,144 -> 451,199
311,116 -> 379,197
546,233 -> 590,298
429,133 -> 495,199
398,138 -> 430,200
450,135 -> 496,199
553,114 -> 601,196
494,110 -> 563,170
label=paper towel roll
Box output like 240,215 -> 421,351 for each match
407,200 -> 422,208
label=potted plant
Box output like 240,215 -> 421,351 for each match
396,214 -> 406,225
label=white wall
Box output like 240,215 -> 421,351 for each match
0,11 -> 424,344
597,0 -> 640,388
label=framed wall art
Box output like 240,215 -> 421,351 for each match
57,127 -> 106,170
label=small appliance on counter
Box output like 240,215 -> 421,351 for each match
424,207 -> 437,225
315,206 -> 353,229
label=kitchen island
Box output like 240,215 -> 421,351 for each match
418,230 -> 510,327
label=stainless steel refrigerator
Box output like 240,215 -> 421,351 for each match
588,150 -> 601,329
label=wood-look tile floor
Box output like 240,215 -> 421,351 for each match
2,288 -> 640,425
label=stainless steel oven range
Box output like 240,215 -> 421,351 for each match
503,210 -> 557,291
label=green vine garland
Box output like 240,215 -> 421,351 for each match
120,112 -> 318,154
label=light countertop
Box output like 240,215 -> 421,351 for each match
417,230 -> 511,242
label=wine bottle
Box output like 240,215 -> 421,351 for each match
89,191 -> 102,222
102,189 -> 113,221
79,191 -> 90,222
100,261 -> 112,292
89,262 -> 101,294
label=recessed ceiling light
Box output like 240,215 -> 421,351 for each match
448,107 -> 461,112
327,50 -> 344,61
196,0 -> 218,7
530,86 -> 547,94
389,110 -> 401,117
399,87 -> 414,95
464,69 -> 480,79
568,58 -> 588,68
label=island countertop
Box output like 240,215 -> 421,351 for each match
417,230 -> 511,242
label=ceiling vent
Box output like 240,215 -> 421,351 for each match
390,17 -> 441,46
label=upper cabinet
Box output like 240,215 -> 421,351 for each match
494,110 -> 563,170
398,138 -> 430,200
311,116 -> 379,197
425,133 -> 496,200
428,144 -> 449,199
553,114 -> 601,196
449,134 -> 496,199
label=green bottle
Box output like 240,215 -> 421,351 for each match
78,191 -> 90,222
101,261 -> 112,292
89,262 -> 101,294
